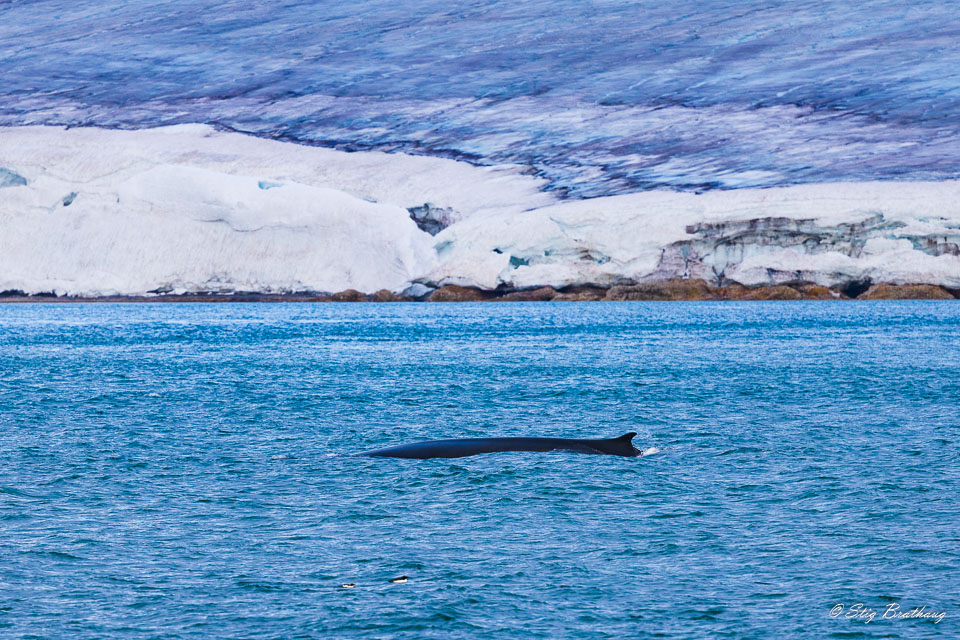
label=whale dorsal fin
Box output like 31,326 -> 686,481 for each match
592,432 -> 640,457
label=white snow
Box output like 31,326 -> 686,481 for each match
0,125 -> 549,296
2,125 -> 959,296
426,181 -> 960,289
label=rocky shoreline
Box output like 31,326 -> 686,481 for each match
2,279 -> 958,303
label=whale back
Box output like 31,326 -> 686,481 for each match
358,432 -> 641,459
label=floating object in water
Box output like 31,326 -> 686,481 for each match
358,433 -> 641,459
389,576 -> 408,583
340,583 -> 355,589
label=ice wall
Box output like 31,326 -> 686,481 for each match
1,126 -> 511,295
425,182 -> 960,290
2,126 -> 959,296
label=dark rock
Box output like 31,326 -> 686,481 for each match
857,283 -> 955,300
604,279 -> 719,301
793,283 -> 840,299
495,287 -> 558,301
718,283 -> 750,299
552,292 -> 602,301
838,279 -> 873,299
722,284 -> 802,300
407,203 -> 456,235
551,293 -> 585,301
427,285 -> 489,302
331,289 -> 369,302
553,285 -> 607,301
372,289 -> 407,302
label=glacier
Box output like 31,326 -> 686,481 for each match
0,125 -> 547,296
428,182 -> 960,291
1,125 -> 959,297
3,0 -> 960,196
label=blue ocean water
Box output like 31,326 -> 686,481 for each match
1,302 -> 957,638
2,1 -> 959,194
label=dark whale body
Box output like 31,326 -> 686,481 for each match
358,432 -> 641,459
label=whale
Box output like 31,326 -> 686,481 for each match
357,432 -> 641,459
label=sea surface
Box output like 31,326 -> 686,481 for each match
2,0 -> 959,194
1,301 -> 957,639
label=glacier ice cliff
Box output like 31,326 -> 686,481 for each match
427,182 -> 960,291
1,126 -> 959,296
0,125 -> 546,296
